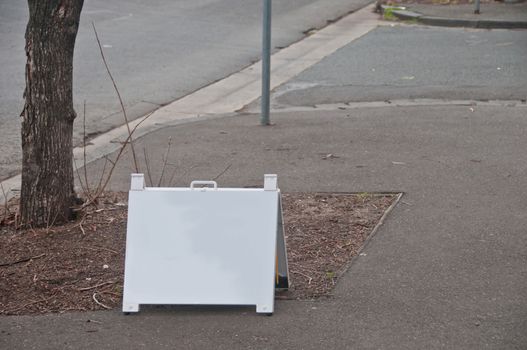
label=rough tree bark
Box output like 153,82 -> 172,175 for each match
20,0 -> 84,227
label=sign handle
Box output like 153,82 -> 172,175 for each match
190,181 -> 218,189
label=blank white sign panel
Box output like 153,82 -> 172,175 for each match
122,175 -> 284,314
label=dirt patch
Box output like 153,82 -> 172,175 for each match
0,192 -> 398,315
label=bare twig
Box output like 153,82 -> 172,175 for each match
78,281 -> 115,292
95,156 -> 110,198
78,216 -> 86,235
0,183 -> 10,219
143,147 -> 153,187
157,137 -> 172,187
82,100 -> 92,199
167,166 -> 178,187
86,319 -> 102,324
92,22 -> 139,173
14,211 -> 20,230
4,296 -> 55,314
213,164 -> 232,181
78,111 -> 154,210
291,270 -> 313,284
81,245 -> 119,255
45,206 -> 60,233
92,293 -> 111,309
167,164 -> 198,187
102,155 -> 115,166
74,158 -> 89,196
337,241 -> 353,249
0,253 -> 46,268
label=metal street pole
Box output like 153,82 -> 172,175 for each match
261,0 -> 272,126
474,0 -> 480,14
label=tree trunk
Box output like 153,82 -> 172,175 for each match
20,0 -> 84,227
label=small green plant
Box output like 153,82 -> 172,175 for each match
383,6 -> 404,21
357,192 -> 371,200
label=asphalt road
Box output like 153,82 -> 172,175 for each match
0,0 -> 371,181
273,25 -> 527,107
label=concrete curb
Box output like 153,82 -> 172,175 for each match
381,5 -> 527,29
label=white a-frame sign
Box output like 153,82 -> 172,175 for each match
122,174 -> 289,315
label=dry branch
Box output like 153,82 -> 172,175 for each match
92,293 -> 111,309
0,254 -> 46,268
213,164 -> 232,181
0,184 -> 11,223
82,100 -> 92,199
78,110 -> 154,210
78,281 -> 115,292
143,147 -> 154,186
92,23 -> 139,173
157,137 -> 173,186
81,245 -> 119,255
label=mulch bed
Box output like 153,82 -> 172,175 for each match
0,192 -> 398,316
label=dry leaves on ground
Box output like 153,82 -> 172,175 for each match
0,192 -> 398,315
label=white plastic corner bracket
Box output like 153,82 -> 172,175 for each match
264,174 -> 278,191
130,173 -> 145,191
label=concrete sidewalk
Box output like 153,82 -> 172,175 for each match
2,104 -> 526,349
381,1 -> 527,28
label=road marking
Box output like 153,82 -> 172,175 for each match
0,4 -> 383,200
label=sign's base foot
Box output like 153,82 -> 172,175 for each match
122,302 -> 139,313
256,304 -> 273,314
